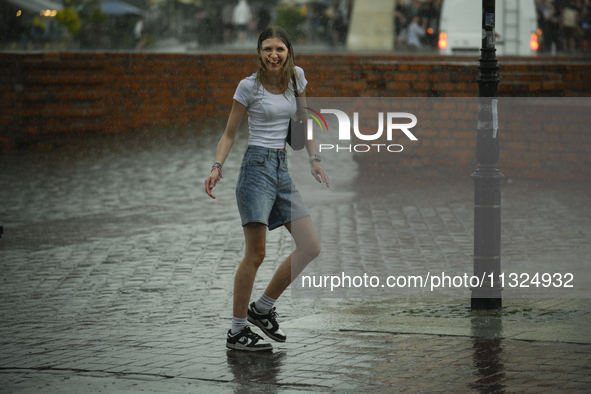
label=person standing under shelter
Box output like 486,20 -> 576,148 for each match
134,17 -> 146,50
233,0 -> 252,44
562,0 -> 581,52
406,14 -> 427,51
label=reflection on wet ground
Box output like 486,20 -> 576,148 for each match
471,316 -> 505,393
226,350 -> 286,393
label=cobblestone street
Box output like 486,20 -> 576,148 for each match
1,123 -> 590,393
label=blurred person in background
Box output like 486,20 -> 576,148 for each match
561,0 -> 581,52
537,0 -> 551,51
204,6 -> 224,46
330,0 -> 351,46
406,14 -> 427,51
581,0 -> 591,50
538,0 -> 563,52
306,5 -> 326,44
394,2 -> 408,49
546,1 -> 564,53
134,17 -> 145,50
233,0 -> 252,44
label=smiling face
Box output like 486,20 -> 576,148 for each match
258,37 -> 289,76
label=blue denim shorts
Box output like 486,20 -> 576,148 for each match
236,145 -> 310,230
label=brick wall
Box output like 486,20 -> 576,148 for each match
346,98 -> 590,181
1,53 -> 590,180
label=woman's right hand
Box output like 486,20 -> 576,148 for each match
205,168 -> 222,199
205,100 -> 245,199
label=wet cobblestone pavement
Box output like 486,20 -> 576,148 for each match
1,123 -> 590,393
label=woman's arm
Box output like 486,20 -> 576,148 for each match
299,90 -> 329,187
205,99 -> 247,199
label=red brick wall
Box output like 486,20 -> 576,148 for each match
348,99 -> 590,181
1,53 -> 590,180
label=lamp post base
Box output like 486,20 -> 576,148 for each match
471,297 -> 502,310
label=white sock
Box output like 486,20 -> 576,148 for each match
230,317 -> 248,335
254,293 -> 276,314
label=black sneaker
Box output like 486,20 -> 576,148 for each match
226,326 -> 273,351
247,302 -> 286,342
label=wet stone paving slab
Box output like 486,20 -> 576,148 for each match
1,321 -> 590,393
1,124 -> 590,393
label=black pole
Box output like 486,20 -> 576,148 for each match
471,0 -> 503,310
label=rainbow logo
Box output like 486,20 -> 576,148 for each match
303,107 -> 328,132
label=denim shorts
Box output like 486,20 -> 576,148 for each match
236,145 -> 310,230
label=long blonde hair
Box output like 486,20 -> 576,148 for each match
256,26 -> 300,96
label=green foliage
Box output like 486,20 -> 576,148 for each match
87,9 -> 108,24
77,0 -> 107,26
82,0 -> 108,24
56,7 -> 81,34
275,4 -> 305,39
75,0 -> 121,49
144,35 -> 158,48
118,33 -> 133,49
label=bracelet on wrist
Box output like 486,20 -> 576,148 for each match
309,154 -> 321,164
211,162 -> 223,178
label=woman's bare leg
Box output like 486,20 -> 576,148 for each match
233,223 -> 267,318
264,217 -> 321,300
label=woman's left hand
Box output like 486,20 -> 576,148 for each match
310,161 -> 329,187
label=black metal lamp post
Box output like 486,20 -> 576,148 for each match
471,0 -> 503,310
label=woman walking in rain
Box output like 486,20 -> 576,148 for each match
205,26 -> 329,351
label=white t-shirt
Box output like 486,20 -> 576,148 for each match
134,20 -> 143,39
233,66 -> 307,149
563,7 -> 577,28
232,0 -> 251,25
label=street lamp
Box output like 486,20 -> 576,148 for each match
471,0 -> 503,310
